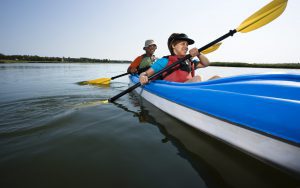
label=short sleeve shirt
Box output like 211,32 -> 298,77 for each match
151,57 -> 168,73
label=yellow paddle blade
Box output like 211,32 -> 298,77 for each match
101,100 -> 109,104
74,100 -> 110,109
201,43 -> 222,54
237,0 -> 288,33
86,78 -> 111,85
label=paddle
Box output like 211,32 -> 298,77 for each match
78,43 -> 222,86
201,43 -> 222,54
107,0 -> 288,102
108,0 -> 288,102
78,72 -> 129,85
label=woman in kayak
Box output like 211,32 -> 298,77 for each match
127,39 -> 157,74
139,33 -> 215,84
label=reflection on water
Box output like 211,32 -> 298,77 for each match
113,92 -> 300,188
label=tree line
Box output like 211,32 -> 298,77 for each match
0,53 -> 130,63
1,53 -> 299,69
210,62 -> 300,69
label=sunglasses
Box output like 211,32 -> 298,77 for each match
148,44 -> 157,49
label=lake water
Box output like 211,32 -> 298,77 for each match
0,63 -> 300,188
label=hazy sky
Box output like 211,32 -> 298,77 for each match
0,0 -> 299,63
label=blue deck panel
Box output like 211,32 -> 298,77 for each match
130,73 -> 300,145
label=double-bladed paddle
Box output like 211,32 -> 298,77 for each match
107,0 -> 288,102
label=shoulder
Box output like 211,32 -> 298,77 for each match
156,57 -> 168,63
132,55 -> 144,63
153,57 -> 168,67
129,55 -> 144,67
137,54 -> 145,60
151,57 -> 169,72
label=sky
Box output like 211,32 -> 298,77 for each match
0,0 -> 299,63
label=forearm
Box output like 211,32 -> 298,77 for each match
127,66 -> 131,73
128,66 -> 138,73
144,68 -> 155,77
139,68 -> 155,84
197,54 -> 210,68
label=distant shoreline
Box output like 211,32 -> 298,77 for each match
1,60 -> 299,69
209,62 -> 300,69
0,54 -> 131,64
0,60 -> 130,64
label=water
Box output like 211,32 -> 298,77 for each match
0,63 -> 300,188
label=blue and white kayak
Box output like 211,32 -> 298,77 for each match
129,73 -> 300,177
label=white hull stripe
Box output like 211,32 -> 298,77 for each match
134,86 -> 300,175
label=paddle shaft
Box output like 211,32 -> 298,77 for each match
108,29 -> 237,102
111,66 -> 152,80
111,72 -> 130,80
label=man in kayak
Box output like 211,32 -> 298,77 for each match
127,39 -> 157,74
139,33 -> 215,84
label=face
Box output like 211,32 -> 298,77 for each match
145,44 -> 157,55
172,41 -> 188,56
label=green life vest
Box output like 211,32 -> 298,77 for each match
139,56 -> 155,69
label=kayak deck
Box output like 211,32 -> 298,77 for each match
130,73 -> 300,145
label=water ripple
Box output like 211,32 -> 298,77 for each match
0,95 -> 104,136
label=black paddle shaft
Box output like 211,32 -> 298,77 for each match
108,29 -> 237,102
111,72 -> 130,80
111,64 -> 153,80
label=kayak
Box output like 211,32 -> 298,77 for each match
130,99 -> 299,185
129,73 -> 300,177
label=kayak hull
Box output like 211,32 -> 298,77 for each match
129,73 -> 300,177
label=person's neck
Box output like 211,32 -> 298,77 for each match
175,54 -> 185,58
145,52 -> 153,57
